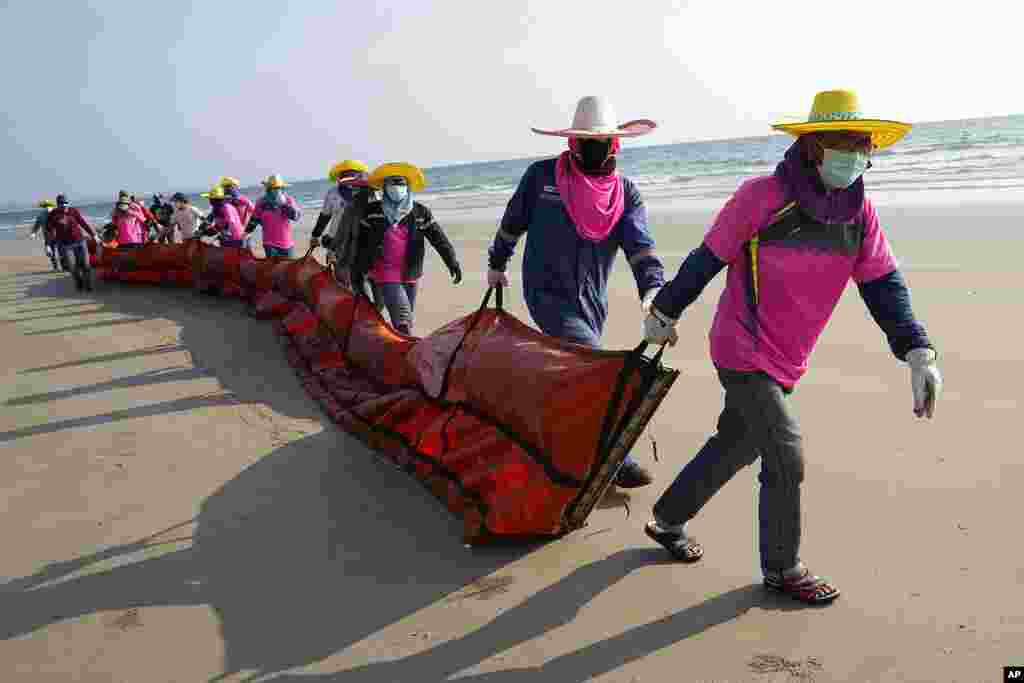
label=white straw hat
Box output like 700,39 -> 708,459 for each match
531,96 -> 656,138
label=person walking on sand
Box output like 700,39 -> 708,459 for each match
486,95 -> 666,489
110,196 -> 149,249
248,174 -> 302,257
164,192 -> 207,242
149,194 -> 174,243
47,194 -> 98,291
328,176 -> 378,294
219,176 -> 256,228
640,90 -> 943,605
199,185 -> 246,247
311,160 -> 375,283
30,199 -> 61,271
352,162 -> 462,335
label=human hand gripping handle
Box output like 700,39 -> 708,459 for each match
643,305 -> 679,347
449,262 -> 462,285
487,269 -> 508,288
906,348 -> 942,419
641,286 -> 662,313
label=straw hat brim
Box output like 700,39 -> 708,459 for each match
531,118 -> 657,138
368,162 -> 426,192
771,119 -> 911,150
328,160 -> 370,183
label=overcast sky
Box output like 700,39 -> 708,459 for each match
2,0 -> 1019,204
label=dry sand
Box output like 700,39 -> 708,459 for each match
1,202 -> 1022,682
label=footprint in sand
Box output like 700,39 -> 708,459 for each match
446,576 -> 516,602
748,654 -> 823,681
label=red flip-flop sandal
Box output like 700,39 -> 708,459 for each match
764,568 -> 840,605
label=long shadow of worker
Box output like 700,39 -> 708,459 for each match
0,428 -> 530,679
267,555 -> 810,683
3,267 -> 320,439
0,264 -> 807,683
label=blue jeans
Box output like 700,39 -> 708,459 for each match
44,239 -> 59,266
58,241 -> 90,282
369,280 -> 418,335
221,239 -> 245,248
652,368 -> 804,574
264,245 -> 295,258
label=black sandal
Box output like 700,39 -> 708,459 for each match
644,522 -> 703,562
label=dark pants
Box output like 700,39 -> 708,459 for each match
653,368 -> 805,574
264,245 -> 295,258
44,238 -> 59,267
369,280 -> 419,335
118,243 -> 144,249
221,239 -> 245,248
59,241 -> 91,287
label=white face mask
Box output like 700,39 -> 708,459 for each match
819,148 -> 870,189
384,184 -> 409,203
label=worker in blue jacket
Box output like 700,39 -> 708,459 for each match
486,96 -> 665,488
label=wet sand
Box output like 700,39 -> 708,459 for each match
1,201 -> 1022,682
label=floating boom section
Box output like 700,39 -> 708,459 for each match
88,241 -> 678,543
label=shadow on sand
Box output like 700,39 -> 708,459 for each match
1,267 -> 810,682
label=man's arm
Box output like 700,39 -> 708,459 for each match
73,210 -> 97,239
420,207 -> 460,276
649,179 -> 764,320
857,270 -> 933,360
619,181 -> 666,301
651,244 -> 727,319
487,164 -> 536,272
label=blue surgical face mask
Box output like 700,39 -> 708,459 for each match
267,189 -> 284,204
819,149 -> 869,189
384,184 -> 408,203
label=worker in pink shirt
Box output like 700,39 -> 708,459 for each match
200,185 -> 245,247
110,197 -> 149,248
352,162 -> 461,335
219,176 -> 255,227
248,174 -> 302,257
641,90 -> 943,605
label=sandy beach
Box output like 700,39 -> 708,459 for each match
2,201 -> 1022,682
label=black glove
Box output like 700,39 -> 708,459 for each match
450,263 -> 462,285
320,235 -> 333,249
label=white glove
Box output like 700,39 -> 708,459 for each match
487,269 -> 509,288
906,348 -> 941,419
643,306 -> 679,347
641,286 -> 662,313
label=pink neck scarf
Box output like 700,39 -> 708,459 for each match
555,145 -> 624,243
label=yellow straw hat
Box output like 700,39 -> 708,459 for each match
328,160 -> 370,183
368,162 -> 426,192
262,174 -> 289,190
771,89 -> 911,150
219,176 -> 241,188
201,185 -> 227,200
37,199 -> 56,208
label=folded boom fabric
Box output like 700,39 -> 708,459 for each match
86,240 -> 678,543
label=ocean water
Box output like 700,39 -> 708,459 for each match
3,114 -> 1022,237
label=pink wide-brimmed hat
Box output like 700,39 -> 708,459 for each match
531,96 -> 656,138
